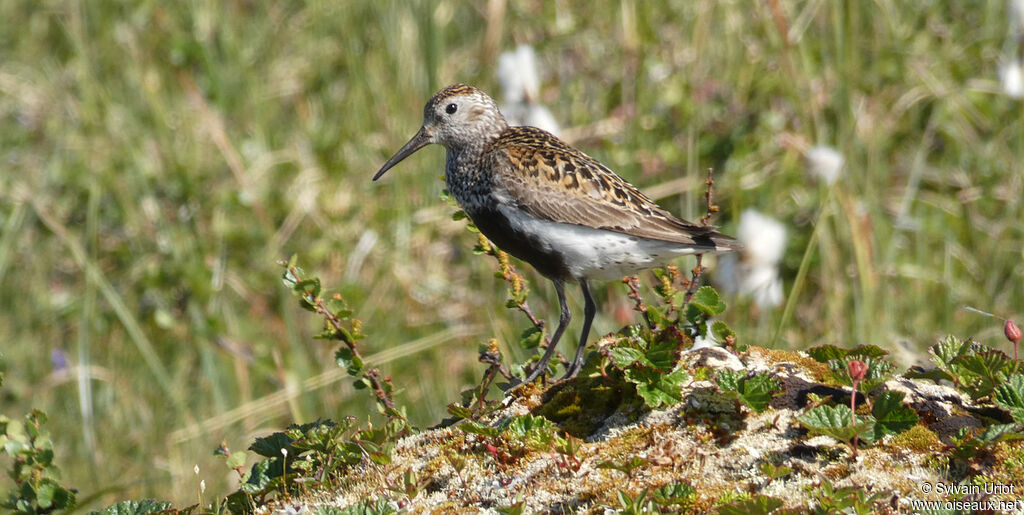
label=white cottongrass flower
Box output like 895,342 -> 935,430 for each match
1012,0 -> 1024,29
806,146 -> 844,185
194,464 -> 200,475
1000,60 -> 1024,99
496,45 -> 561,134
717,209 -> 787,309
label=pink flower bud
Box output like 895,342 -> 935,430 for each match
1006,320 -> 1022,345
847,359 -> 868,382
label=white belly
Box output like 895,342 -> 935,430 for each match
497,205 -> 703,281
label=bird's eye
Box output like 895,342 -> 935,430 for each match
445,103 -> 458,115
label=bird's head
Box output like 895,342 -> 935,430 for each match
373,84 -> 507,181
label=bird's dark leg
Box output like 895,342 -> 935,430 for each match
520,279 -> 571,385
563,279 -> 596,379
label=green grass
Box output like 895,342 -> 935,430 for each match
0,0 -> 1021,509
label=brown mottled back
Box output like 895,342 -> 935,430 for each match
486,126 -> 736,248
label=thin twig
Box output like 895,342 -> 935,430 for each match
287,266 -> 403,421
683,168 -> 717,305
699,167 -> 719,227
624,275 -> 653,329
682,257 -> 705,306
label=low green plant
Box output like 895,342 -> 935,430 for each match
597,457 -> 649,478
758,462 -> 792,481
715,370 -> 782,413
605,324 -> 691,408
459,414 -> 583,474
651,481 -> 696,509
807,344 -> 894,397
614,488 -> 657,514
222,417 -> 407,511
906,335 -> 1020,401
994,373 -> 1024,424
495,500 -> 525,515
716,495 -> 783,515
797,390 -> 918,453
805,478 -> 889,515
282,257 -> 409,425
0,373 -> 78,515
315,500 -> 396,515
88,499 -> 174,515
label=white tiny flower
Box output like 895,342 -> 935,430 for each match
1000,60 -> 1024,99
742,265 -> 784,309
806,145 -> 839,185
716,209 -> 787,309
806,146 -> 844,185
496,45 -> 561,135
200,480 -> 206,493
1012,0 -> 1024,29
194,465 -> 200,475
497,45 -> 540,105
737,209 -> 787,267
281,448 -> 288,457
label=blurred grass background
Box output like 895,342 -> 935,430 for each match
1,0 -> 1021,508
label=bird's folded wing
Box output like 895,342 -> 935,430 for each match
489,127 -> 719,246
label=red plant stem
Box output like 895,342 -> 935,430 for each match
850,379 -> 860,457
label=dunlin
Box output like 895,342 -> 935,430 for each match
374,84 -> 741,385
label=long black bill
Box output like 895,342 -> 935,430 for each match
372,127 -> 432,181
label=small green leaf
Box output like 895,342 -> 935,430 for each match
653,481 -> 695,504
806,344 -> 847,363
717,496 -> 783,515
519,327 -> 543,350
91,499 -> 174,515
459,421 -> 499,438
293,278 -> 321,298
846,345 -> 890,359
241,459 -> 273,494
326,296 -> 353,318
626,366 -> 689,408
797,405 -> 875,443
335,347 -> 363,376
903,366 -> 955,384
597,456 -> 648,475
758,462 -> 792,480
496,501 -> 525,515
689,286 -> 726,316
249,432 -> 293,458
447,404 -> 474,420
647,305 -> 668,328
716,371 -> 781,413
827,356 -> 894,394
500,414 -> 555,436
609,347 -> 644,368
976,423 -> 1022,443
994,374 -> 1024,424
931,335 -> 974,371
947,348 -> 1020,400
36,481 -> 56,509
870,391 -> 918,440
645,338 -> 679,371
711,321 -> 735,341
226,450 -> 248,469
